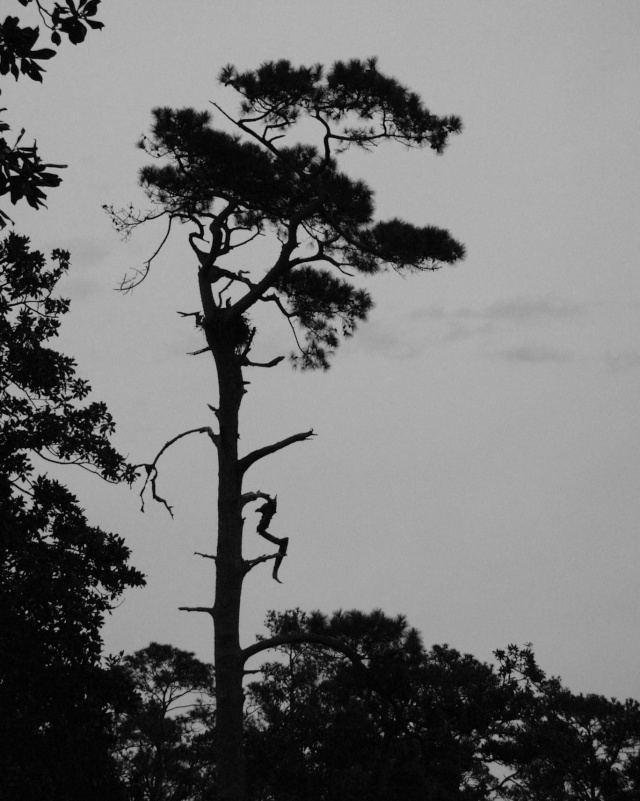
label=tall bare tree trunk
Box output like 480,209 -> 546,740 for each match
210,320 -> 248,801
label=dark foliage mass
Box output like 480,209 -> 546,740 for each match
112,643 -> 216,801
113,57 -> 465,369
248,611 -> 640,800
115,610 -> 640,801
0,232 -> 144,800
0,0 -> 104,225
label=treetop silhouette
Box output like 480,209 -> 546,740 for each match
110,57 -> 465,370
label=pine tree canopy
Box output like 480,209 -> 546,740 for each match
120,58 -> 465,368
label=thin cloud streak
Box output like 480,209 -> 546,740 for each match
498,345 -> 574,364
413,295 -> 583,324
603,350 -> 640,372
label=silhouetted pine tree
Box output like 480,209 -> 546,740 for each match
110,58 -> 465,801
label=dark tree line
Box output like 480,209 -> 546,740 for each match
113,610 -> 640,801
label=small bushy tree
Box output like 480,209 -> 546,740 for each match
113,643 -> 216,801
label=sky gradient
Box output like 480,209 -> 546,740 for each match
6,1 -> 640,699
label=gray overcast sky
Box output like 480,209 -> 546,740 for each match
6,1 -> 640,698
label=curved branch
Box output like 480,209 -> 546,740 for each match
240,490 -> 270,507
109,211 -> 173,293
138,426 -> 219,515
242,633 -> 366,671
241,355 -> 285,369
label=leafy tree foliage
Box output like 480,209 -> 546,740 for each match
494,645 -> 640,800
115,614 -> 640,801
245,609 -> 510,800
112,643 -> 216,801
0,231 -> 144,800
0,0 -> 104,225
245,613 -> 640,801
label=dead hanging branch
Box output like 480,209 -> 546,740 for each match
138,426 -> 219,516
243,493 -> 289,583
105,207 -> 173,293
238,429 -> 315,475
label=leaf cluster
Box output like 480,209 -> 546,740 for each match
0,14 -> 55,83
2,1 -> 103,71
0,1 -> 104,225
0,125 -> 63,225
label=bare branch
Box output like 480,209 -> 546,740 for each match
239,430 -> 315,475
241,355 -> 285,369
261,293 -> 294,318
194,551 -> 216,561
138,426 -> 219,515
240,490 -> 271,508
243,552 -> 279,572
179,606 -> 214,616
178,310 -> 203,324
114,214 -> 173,293
227,199 -> 323,319
242,493 -> 289,582
188,346 -> 211,356
227,228 -> 263,251
138,464 -> 174,518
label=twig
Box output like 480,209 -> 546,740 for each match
194,551 -> 216,561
